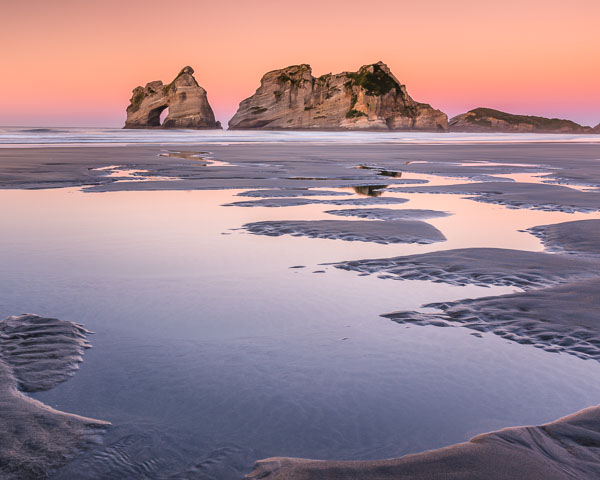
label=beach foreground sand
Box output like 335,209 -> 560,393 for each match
1,141 -> 599,478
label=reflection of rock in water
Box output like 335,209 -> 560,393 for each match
379,170 -> 403,178
0,314 -> 108,480
355,164 -> 403,178
353,185 -> 388,196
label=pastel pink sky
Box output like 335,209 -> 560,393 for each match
2,0 -> 599,127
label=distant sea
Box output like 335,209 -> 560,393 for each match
1,126 -> 599,146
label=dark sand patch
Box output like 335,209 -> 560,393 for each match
225,197 -> 409,208
397,182 -> 600,213
243,220 -> 446,245
0,314 -> 108,479
325,208 -> 451,221
334,247 -> 599,289
528,219 -> 600,257
384,279 -> 600,360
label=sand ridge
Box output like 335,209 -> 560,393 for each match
0,314 -> 108,479
243,219 -> 446,245
324,207 -> 451,221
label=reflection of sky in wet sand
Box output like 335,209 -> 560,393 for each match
2,183 -> 600,477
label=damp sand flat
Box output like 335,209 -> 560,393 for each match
2,142 -> 600,197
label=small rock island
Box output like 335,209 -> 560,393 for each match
124,66 -> 221,129
449,107 -> 595,133
228,62 -> 448,131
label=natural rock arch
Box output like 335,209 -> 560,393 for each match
124,67 -> 221,129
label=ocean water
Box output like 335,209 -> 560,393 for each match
1,173 -> 600,478
2,126 -> 600,146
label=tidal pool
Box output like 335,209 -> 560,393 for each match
1,180 -> 600,479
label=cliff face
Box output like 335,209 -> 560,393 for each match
228,62 -> 448,131
124,67 -> 221,129
449,108 -> 593,133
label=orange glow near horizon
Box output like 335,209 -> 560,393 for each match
2,0 -> 599,127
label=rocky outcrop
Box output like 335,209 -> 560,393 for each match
228,62 -> 447,131
124,67 -> 221,129
449,108 -> 594,133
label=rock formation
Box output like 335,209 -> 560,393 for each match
449,108 -> 594,133
124,67 -> 221,129
228,62 -> 447,131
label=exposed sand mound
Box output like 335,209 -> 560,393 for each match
334,247 -> 599,289
528,219 -> 600,257
243,220 -> 446,245
385,279 -> 600,360
0,314 -> 108,479
324,208 -> 451,220
398,182 -> 600,213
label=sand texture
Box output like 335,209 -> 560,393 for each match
528,219 -> 600,257
334,247 -> 600,289
397,182 -> 600,213
0,314 -> 108,479
386,279 -> 600,360
324,208 -> 451,220
243,220 -> 446,245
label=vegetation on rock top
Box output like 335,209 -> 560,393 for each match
347,63 -> 398,96
463,108 -> 584,130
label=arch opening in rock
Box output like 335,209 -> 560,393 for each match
124,67 -> 221,129
147,105 -> 168,127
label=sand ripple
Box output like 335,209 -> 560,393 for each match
335,247 -> 600,289
0,314 -> 108,479
244,220 -> 446,245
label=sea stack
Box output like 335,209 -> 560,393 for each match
449,108 -> 593,133
124,66 -> 221,129
228,62 -> 448,131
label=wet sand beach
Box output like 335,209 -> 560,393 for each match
1,132 -> 600,479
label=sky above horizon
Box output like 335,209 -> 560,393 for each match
2,0 -> 599,128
